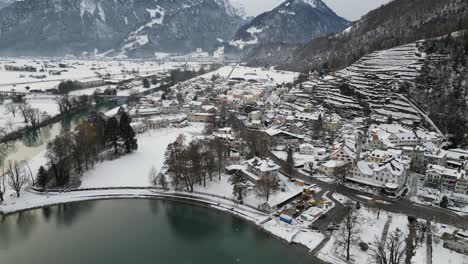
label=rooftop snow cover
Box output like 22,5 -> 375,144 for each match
247,157 -> 281,172
263,128 -> 304,139
427,164 -> 466,180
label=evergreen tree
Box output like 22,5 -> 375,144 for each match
119,112 -> 138,153
229,173 -> 248,202
142,78 -> 150,88
105,117 -> 120,154
440,196 -> 449,208
36,166 -> 48,191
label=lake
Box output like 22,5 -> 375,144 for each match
0,199 -> 324,264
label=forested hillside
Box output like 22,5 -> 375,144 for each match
411,33 -> 468,147
246,0 -> 468,73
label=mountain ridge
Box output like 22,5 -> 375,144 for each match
244,0 -> 468,72
228,0 -> 349,51
0,0 -> 246,57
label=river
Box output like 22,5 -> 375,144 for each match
1,103 -> 118,163
0,199 -> 324,264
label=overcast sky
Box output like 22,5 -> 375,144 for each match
234,0 -> 392,21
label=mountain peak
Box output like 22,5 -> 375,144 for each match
289,0 -> 327,9
229,0 -> 349,50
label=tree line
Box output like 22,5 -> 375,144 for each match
37,110 -> 137,189
164,135 -> 227,192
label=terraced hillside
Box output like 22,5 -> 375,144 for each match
295,41 -> 436,127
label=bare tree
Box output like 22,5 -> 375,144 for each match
213,138 -> 225,180
285,145 -> 295,176
371,230 -> 406,264
25,108 -> 41,127
158,172 -> 168,189
255,176 -> 279,202
369,195 -> 385,219
6,160 -> 29,197
5,103 -> 18,117
338,206 -> 361,261
0,166 -> 6,202
148,165 -> 159,186
18,102 -> 31,123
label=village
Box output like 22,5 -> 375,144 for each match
0,57 -> 468,264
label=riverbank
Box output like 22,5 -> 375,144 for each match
0,100 -> 118,144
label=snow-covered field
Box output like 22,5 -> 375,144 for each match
80,124 -> 204,188
200,65 -> 299,84
0,95 -> 60,133
318,208 -> 409,264
317,205 -> 468,264
0,57 -> 201,93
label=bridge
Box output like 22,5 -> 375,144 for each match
0,90 -> 28,96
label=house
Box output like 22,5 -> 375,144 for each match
160,100 -> 179,114
188,112 -> 215,123
246,157 -> 281,178
425,165 -> 467,192
446,149 -> 468,169
330,143 -> 356,164
455,175 -> 468,195
388,132 -> 421,147
319,160 -> 348,177
299,143 -> 315,155
263,128 -> 304,146
348,157 -> 410,190
367,149 -> 394,163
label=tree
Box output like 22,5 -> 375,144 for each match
119,112 -> 138,153
338,206 -> 361,261
371,230 -> 406,264
142,78 -> 150,88
7,160 -> 29,197
105,117 -> 120,154
18,102 -> 31,123
0,166 -> 6,202
285,145 -> 295,176
176,92 -> 185,104
387,115 -> 394,124
128,89 -> 139,105
440,195 -> 449,208
230,173 -> 248,202
165,141 -> 182,189
36,166 -> 48,191
158,173 -> 168,189
148,166 -> 159,186
255,176 -> 279,202
25,107 -> 41,127
5,103 -> 17,117
213,138 -> 225,180
46,133 -> 74,186
369,195 -> 385,219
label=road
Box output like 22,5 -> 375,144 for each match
270,154 -> 468,229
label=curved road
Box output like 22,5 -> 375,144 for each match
270,154 -> 468,229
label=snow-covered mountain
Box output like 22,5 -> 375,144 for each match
0,0 -> 246,57
228,0 -> 349,49
245,0 -> 468,72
